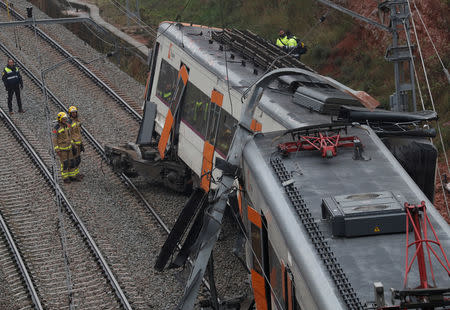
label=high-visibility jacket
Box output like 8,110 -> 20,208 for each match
69,117 -> 82,144
276,35 -> 289,47
2,65 -> 23,89
158,90 -> 172,101
194,101 -> 208,121
287,36 -> 298,47
53,123 -> 72,151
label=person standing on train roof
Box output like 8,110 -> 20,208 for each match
53,112 -> 74,183
68,106 -> 84,181
276,29 -> 289,48
2,58 -> 24,114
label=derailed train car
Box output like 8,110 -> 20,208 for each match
105,22 -> 450,309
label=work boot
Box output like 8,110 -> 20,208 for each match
19,109 -> 25,113
9,111 -> 13,115
63,178 -> 71,183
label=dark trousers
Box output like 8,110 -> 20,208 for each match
7,87 -> 22,112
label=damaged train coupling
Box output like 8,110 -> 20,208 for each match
104,142 -> 193,193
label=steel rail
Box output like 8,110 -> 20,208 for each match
0,41 -> 168,233
0,1 -> 142,122
0,78 -> 132,310
0,39 -> 216,297
0,207 -> 43,310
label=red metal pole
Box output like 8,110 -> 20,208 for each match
412,209 -> 428,288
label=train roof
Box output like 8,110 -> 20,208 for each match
242,125 -> 450,306
158,22 -> 376,128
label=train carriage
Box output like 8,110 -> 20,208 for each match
105,21 -> 450,309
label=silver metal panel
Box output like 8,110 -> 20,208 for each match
249,125 -> 450,305
242,140 -> 347,310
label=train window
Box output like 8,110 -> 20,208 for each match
269,242 -> 284,310
216,109 -> 237,156
205,102 -> 221,144
169,68 -> 188,114
156,59 -> 178,104
180,82 -> 210,138
251,223 -> 263,275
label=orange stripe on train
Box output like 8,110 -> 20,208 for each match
200,141 -> 215,192
158,110 -> 174,158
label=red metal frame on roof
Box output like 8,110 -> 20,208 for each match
403,201 -> 450,289
278,132 -> 358,158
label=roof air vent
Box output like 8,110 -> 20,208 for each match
321,191 -> 406,237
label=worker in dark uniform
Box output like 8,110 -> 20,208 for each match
68,106 -> 84,180
2,58 -> 24,114
53,112 -> 74,183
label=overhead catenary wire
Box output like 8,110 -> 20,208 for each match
107,0 -> 157,37
402,21 -> 425,111
59,0 -> 152,57
154,0 -> 193,41
403,9 -> 449,216
411,0 -> 450,84
219,0 -> 233,117
227,188 -> 287,310
406,0 -> 450,177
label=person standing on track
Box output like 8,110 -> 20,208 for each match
68,106 -> 84,180
2,58 -> 24,114
53,112 -> 74,183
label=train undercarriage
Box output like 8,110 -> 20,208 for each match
105,142 -> 193,193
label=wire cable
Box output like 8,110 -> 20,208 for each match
218,0 -> 234,117
154,0 -> 193,42
241,44 -> 299,102
228,189 -> 287,310
107,0 -> 157,37
402,21 -> 425,111
411,0 -> 450,84
406,0 -> 450,177
61,0 -> 151,57
403,7 -> 450,216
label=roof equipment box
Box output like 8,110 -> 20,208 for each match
321,191 -> 407,237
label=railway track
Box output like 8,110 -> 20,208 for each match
0,21 -> 194,310
0,41 -> 183,308
0,1 -> 248,306
0,107 -> 132,309
0,209 -> 39,310
0,1 -> 143,116
0,2 -> 141,147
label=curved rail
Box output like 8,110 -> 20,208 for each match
0,39 -> 215,295
0,209 -> 43,310
0,2 -> 142,122
0,106 -> 132,309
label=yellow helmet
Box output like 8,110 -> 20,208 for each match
68,106 -> 78,113
57,112 -> 68,122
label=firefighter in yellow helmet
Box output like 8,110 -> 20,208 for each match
53,112 -> 73,183
68,106 -> 84,180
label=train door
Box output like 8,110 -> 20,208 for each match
144,42 -> 160,103
200,90 -> 223,192
158,64 -> 189,159
247,205 -> 271,310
